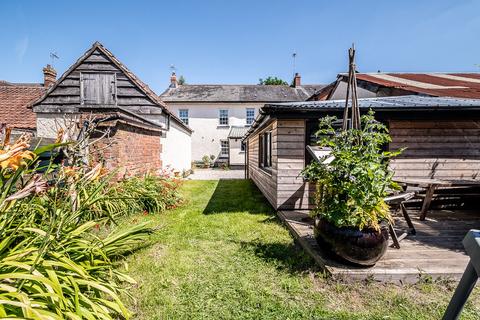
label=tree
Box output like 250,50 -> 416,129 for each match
178,75 -> 186,85
258,76 -> 288,85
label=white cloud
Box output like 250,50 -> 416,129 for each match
15,36 -> 29,63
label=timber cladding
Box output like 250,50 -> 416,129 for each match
34,48 -> 163,119
247,122 -> 277,208
274,120 -> 315,210
247,119 -> 315,210
389,120 -> 480,180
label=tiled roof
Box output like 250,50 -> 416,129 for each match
344,73 -> 480,99
0,82 -> 45,130
228,126 -> 249,138
160,84 -> 325,102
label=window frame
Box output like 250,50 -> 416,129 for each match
178,109 -> 189,125
220,140 -> 229,158
246,108 -> 255,125
258,131 -> 272,173
219,109 -> 229,126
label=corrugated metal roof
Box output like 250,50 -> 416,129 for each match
160,84 -> 325,102
348,73 -> 480,99
228,126 -> 249,138
264,95 -> 480,111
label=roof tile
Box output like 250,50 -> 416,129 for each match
0,83 -> 45,130
160,84 -> 325,102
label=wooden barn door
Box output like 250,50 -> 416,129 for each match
80,73 -> 116,105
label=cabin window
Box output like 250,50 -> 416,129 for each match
179,109 -> 189,125
80,73 -> 116,105
219,109 -> 229,126
258,131 -> 272,171
220,140 -> 229,158
246,108 -> 255,125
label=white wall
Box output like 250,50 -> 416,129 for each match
162,120 -> 192,172
229,138 -> 245,166
166,102 -> 263,162
38,112 -> 192,173
36,113 -> 80,139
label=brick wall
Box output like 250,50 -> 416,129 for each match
91,121 -> 162,178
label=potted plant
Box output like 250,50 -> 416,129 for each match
301,111 -> 401,266
202,155 -> 211,168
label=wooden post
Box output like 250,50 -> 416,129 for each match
342,44 -> 361,132
419,184 -> 436,220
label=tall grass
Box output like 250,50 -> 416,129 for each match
0,133 -> 181,318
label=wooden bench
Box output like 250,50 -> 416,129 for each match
385,192 -> 416,249
393,178 -> 480,220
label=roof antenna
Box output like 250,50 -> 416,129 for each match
292,51 -> 297,77
169,64 -> 176,74
49,52 -> 59,67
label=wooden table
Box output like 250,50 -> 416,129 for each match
393,178 -> 480,220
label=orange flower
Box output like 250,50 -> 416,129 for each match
0,139 -> 35,171
64,166 -> 79,179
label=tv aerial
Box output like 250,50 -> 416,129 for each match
50,52 -> 59,66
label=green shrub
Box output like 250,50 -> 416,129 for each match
116,174 -> 183,214
301,111 -> 401,230
0,136 -> 156,319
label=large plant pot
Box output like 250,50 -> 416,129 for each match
314,217 -> 389,266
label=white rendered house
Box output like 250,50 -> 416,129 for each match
160,73 -> 323,167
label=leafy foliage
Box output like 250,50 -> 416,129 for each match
178,75 -> 186,85
117,174 -> 183,213
0,132 -> 181,318
301,111 -> 402,230
258,76 -> 288,85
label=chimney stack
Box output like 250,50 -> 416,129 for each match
170,72 -> 178,88
293,72 -> 301,88
43,64 -> 57,87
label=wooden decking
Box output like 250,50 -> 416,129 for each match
278,209 -> 480,283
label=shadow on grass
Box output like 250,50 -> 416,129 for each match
203,179 -> 275,215
237,239 -> 317,273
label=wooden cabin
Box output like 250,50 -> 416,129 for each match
243,96 -> 480,210
31,42 -> 193,175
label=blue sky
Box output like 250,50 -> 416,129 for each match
1,0 -> 479,92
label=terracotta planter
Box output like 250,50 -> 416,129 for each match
314,217 -> 389,266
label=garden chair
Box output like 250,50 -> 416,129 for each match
384,192 -> 416,249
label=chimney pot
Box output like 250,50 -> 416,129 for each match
43,64 -> 57,88
170,72 -> 178,88
293,72 -> 301,87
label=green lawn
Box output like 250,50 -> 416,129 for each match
121,180 -> 480,319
